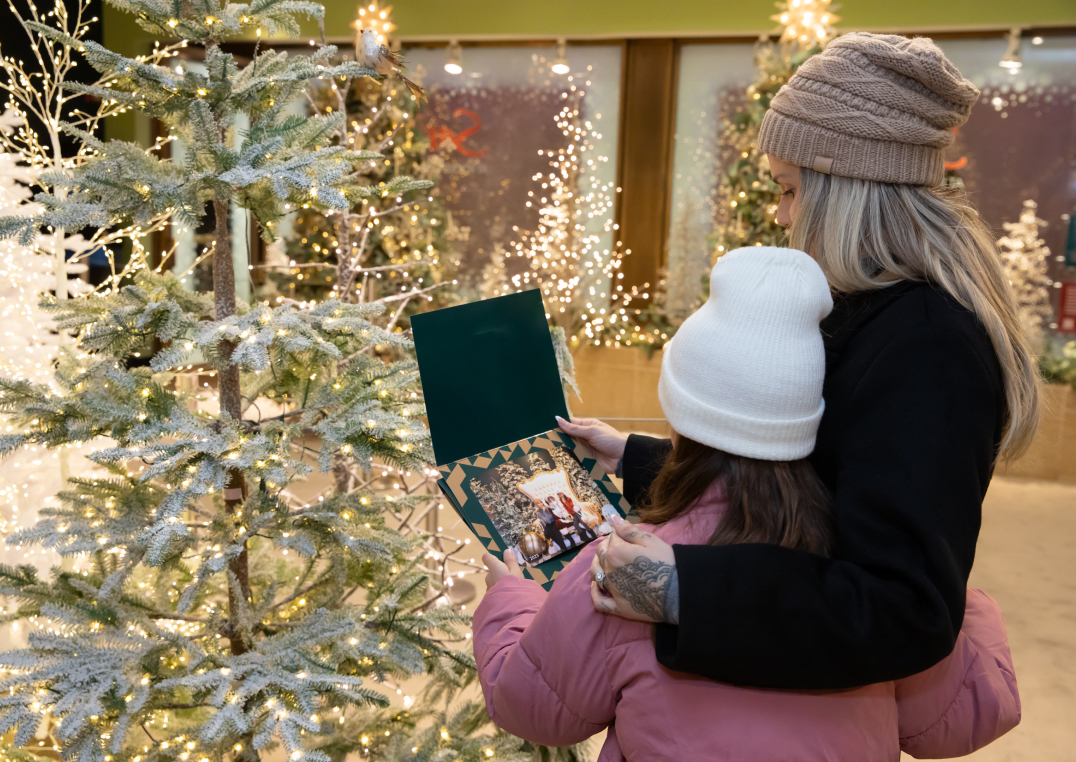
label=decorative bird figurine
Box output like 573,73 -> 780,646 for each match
355,28 -> 426,101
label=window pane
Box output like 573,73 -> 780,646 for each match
937,34 -> 1076,310
666,43 -> 757,318
403,44 -> 622,292
667,36 -> 1076,327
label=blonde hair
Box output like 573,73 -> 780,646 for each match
788,169 -> 1040,459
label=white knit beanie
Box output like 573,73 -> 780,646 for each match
658,247 -> 833,461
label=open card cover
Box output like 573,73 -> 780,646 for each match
436,429 -> 631,590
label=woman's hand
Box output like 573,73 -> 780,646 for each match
554,416 -> 628,474
590,519 -> 677,622
483,550 -> 524,588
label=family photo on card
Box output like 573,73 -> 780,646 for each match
469,446 -> 616,567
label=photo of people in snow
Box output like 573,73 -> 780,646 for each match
469,446 -> 618,566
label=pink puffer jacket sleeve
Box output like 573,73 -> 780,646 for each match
472,547 -> 616,746
896,588 -> 1020,758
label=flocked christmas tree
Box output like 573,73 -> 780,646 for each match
998,199 -> 1054,348
0,1 -> 557,760
469,479 -> 535,550
711,2 -> 838,259
710,42 -> 819,260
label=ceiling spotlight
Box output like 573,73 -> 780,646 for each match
1000,27 -> 1022,72
1031,36 -> 1044,45
551,38 -> 570,75
444,40 -> 462,75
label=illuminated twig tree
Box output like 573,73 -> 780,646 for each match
502,99 -> 637,346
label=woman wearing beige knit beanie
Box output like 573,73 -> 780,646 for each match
562,32 -> 1042,695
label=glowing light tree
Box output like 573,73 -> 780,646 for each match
0,120 -> 98,587
262,54 -> 459,315
0,2 -> 529,761
998,199 -> 1054,347
502,98 -> 640,347
0,0 -> 175,296
770,0 -> 841,50
0,0 -> 167,617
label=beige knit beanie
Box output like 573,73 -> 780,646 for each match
658,247 -> 833,461
757,32 -> 980,186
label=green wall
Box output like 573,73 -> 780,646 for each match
102,0 -> 1076,142
384,0 -> 1076,38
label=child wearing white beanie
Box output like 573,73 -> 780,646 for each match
659,246 -> 833,461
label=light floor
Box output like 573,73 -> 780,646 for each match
951,477 -> 1076,761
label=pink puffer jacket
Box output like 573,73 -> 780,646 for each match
473,481 -> 1020,761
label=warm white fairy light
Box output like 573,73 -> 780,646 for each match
350,1 -> 396,44
771,0 -> 841,49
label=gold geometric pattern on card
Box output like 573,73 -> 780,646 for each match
486,539 -> 500,552
527,567 -> 548,585
529,436 -> 554,452
473,524 -> 493,539
499,448 -> 514,461
437,465 -> 452,478
446,465 -> 469,508
472,455 -> 492,469
548,430 -> 565,446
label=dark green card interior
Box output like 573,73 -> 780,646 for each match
411,290 -> 570,466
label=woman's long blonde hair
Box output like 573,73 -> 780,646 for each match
788,169 -> 1040,459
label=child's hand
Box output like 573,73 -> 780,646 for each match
483,550 -> 524,587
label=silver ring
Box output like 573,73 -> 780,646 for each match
594,571 -> 607,591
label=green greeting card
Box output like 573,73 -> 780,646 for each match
414,291 -> 631,590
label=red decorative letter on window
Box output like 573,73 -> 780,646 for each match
424,108 -> 489,158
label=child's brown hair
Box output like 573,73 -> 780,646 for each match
635,434 -> 834,555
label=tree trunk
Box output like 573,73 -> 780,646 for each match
331,212 -> 355,492
213,195 -> 259,762
212,196 -> 253,650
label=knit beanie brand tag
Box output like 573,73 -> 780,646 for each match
657,247 -> 834,461
812,156 -> 834,174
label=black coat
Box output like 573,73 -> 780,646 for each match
622,281 -> 1006,690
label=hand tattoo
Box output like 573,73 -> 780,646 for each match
607,556 -> 675,622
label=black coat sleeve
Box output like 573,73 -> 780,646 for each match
652,322 -> 1002,689
621,433 -> 673,507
